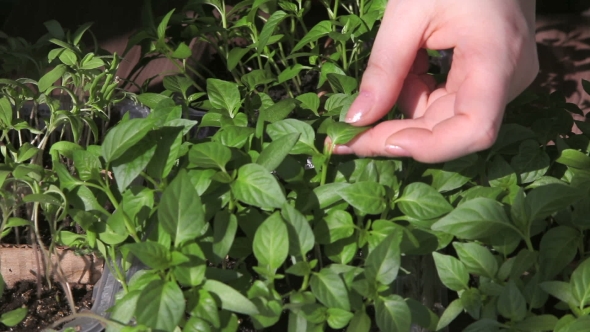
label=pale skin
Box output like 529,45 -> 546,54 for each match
329,0 -> 539,163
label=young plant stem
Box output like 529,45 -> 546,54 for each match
320,145 -> 333,186
108,245 -> 129,293
332,0 -> 340,20
123,214 -> 141,243
300,273 -> 310,291
141,171 -> 160,190
359,0 -> 365,17
339,42 -> 349,71
314,243 -> 323,270
50,312 -> 122,329
161,43 -> 205,91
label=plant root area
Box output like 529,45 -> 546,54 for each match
0,281 -> 93,331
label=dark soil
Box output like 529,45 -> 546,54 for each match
0,281 -> 93,332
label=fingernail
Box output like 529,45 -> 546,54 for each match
333,145 -> 354,154
385,144 -> 411,157
345,91 -> 373,123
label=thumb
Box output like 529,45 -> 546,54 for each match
345,2 -> 430,126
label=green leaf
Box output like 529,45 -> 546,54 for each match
278,64 -> 306,84
424,154 -> 478,193
313,182 -> 349,209
68,185 -> 107,214
525,183 -> 582,221
346,309 -> 371,332
80,56 -> 104,70
158,170 -> 205,247
227,47 -> 251,71
508,249 -> 537,280
375,295 -> 411,332
555,149 -> 590,169
460,288 -> 482,319
207,78 -> 241,116
212,211 -> 238,264
405,298 -> 439,331
365,232 -> 402,285
202,279 -> 259,315
319,62 -> 346,88
397,182 -> 453,220
174,242 -> 206,287
257,10 -> 288,52
72,21 -> 93,45
512,315 -> 558,331
436,299 -> 464,331
453,242 -> 498,279
540,281 -> 576,307
0,96 -> 13,128
253,212 -> 289,272
189,142 -> 232,170
59,48 -> 78,67
327,122 -> 370,146
562,314 -> 590,331
257,133 -> 300,171
310,268 -> 350,311
339,181 -> 386,215
296,92 -> 320,115
267,119 -> 317,155
431,197 -> 513,239
497,280 -> 527,322
213,126 -> 254,149
286,261 -> 312,277
510,187 -> 529,232
231,163 -> 286,209
188,289 -> 220,328
432,252 -> 469,291
171,42 -> 192,59
292,20 -> 332,52
38,64 -> 67,92
105,290 -> 140,330
325,237 -> 357,265
4,217 -> 32,228
44,20 -> 65,39
314,210 -> 355,244
491,123 -> 536,154
137,93 -> 170,109
146,126 -> 185,179
259,98 -> 297,123
157,9 -> 175,39
101,118 -> 154,163
184,317 -> 213,332
511,140 -> 550,184
488,155 -> 517,188
72,150 -> 102,181
281,203 -> 315,257
326,308 -> 354,329
464,319 -> 506,332
570,257 -> 590,308
23,193 -> 61,206
112,137 -> 157,192
0,307 -> 27,327
163,76 -> 193,95
327,74 -> 358,95
539,226 -> 580,279
135,280 -> 184,331
242,69 -> 276,91
125,242 -> 171,270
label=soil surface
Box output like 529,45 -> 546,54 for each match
0,281 -> 93,332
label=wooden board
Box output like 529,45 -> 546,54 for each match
0,245 -> 103,289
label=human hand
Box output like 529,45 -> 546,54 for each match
329,0 -> 539,163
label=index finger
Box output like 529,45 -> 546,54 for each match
344,1 -> 432,126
